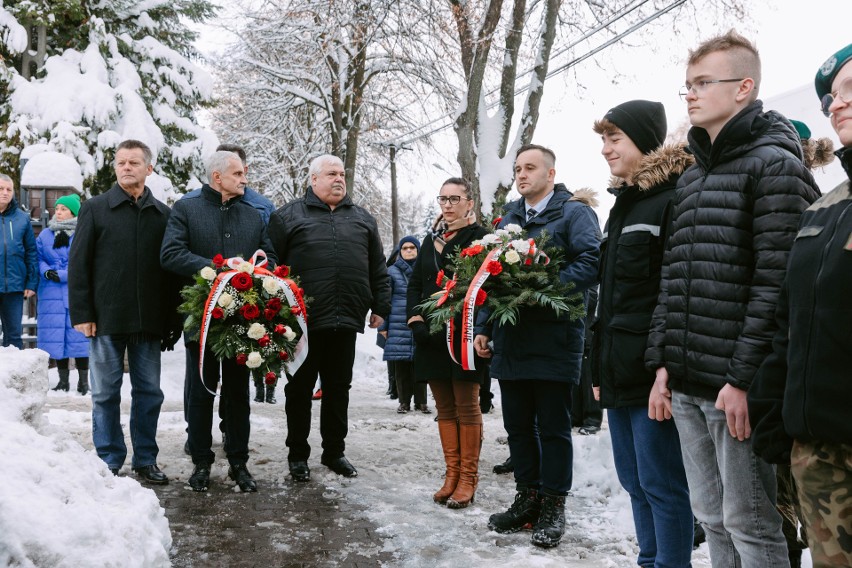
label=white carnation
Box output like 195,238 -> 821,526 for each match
247,323 -> 266,340
495,229 -> 509,238
504,250 -> 521,264
262,277 -> 280,295
510,239 -> 531,255
504,223 -> 523,235
470,239 -> 483,246
237,260 -> 254,274
217,293 -> 233,308
283,325 -> 297,341
246,352 -> 263,369
481,233 -> 501,245
200,266 -> 217,281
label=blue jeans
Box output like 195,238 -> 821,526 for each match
499,379 -> 573,495
672,392 -> 787,568
608,406 -> 693,568
89,335 -> 164,469
0,292 -> 24,348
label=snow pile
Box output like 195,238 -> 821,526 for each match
0,347 -> 171,568
20,151 -> 84,192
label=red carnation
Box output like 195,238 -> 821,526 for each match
274,324 -> 286,335
264,371 -> 277,385
235,353 -> 248,365
487,260 -> 503,276
240,303 -> 260,320
266,298 -> 282,311
274,265 -> 290,278
435,269 -> 445,287
258,335 -> 271,347
524,258 -> 533,266
462,244 -> 484,257
475,289 -> 487,306
211,307 -> 224,319
491,216 -> 503,228
212,254 -> 225,268
279,350 -> 289,361
290,305 -> 301,316
231,272 -> 253,291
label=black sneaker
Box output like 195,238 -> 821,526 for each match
530,494 -> 566,548
228,463 -> 258,492
488,488 -> 541,533
288,460 -> 310,482
188,463 -> 211,492
321,455 -> 358,478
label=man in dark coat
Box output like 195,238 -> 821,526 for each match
591,100 -> 694,567
161,150 -> 277,493
475,144 -> 600,549
68,139 -> 181,483
749,43 -> 852,567
0,173 -> 37,349
268,154 -> 390,481
644,31 -> 820,567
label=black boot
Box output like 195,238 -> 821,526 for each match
189,463 -> 211,492
265,385 -> 277,404
493,456 -> 514,474
253,378 -> 265,403
788,549 -> 802,568
530,494 -> 566,548
77,369 -> 89,395
52,368 -> 70,392
488,488 -> 541,533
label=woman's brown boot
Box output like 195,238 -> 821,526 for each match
447,422 -> 482,509
433,419 -> 460,504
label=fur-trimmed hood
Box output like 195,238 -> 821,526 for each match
569,187 -> 599,208
607,143 -> 694,192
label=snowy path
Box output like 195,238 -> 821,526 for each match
40,331 -> 718,567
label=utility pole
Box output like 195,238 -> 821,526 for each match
380,142 -> 411,245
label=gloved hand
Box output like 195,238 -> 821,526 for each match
161,320 -> 183,352
410,321 -> 432,345
44,270 -> 60,283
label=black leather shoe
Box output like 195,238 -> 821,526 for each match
288,460 -> 310,482
133,464 -> 169,485
321,455 -> 358,478
183,440 -> 191,456
228,463 -> 258,493
189,463 -> 211,492
493,456 -> 514,474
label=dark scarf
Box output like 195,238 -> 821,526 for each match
48,216 -> 78,248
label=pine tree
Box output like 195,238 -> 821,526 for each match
0,0 -> 216,194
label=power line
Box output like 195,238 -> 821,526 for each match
391,0 -> 684,146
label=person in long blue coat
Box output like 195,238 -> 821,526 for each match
37,193 -> 89,394
379,235 -> 428,414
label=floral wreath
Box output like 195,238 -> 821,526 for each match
179,250 -> 309,393
419,223 -> 584,370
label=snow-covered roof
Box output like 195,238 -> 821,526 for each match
20,151 -> 84,192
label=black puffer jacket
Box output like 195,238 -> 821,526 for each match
749,148 -> 852,463
645,101 -> 821,401
592,145 -> 692,408
267,188 -> 390,333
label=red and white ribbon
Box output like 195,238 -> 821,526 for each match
197,249 -> 309,395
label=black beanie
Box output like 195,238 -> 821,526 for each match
602,100 -> 667,155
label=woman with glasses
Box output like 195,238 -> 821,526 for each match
749,43 -> 852,567
407,177 -> 488,508
379,235 -> 429,414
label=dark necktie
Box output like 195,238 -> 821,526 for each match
527,208 -> 537,222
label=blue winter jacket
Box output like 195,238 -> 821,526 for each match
0,198 -> 38,293
482,184 -> 601,383
36,228 -> 88,359
381,256 -> 415,362
183,186 -> 275,225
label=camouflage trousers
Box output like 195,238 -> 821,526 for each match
777,463 -> 808,552
791,440 -> 852,566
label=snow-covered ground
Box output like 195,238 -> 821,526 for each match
0,332 -> 812,567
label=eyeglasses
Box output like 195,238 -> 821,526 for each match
436,195 -> 470,205
679,78 -> 744,100
401,245 -> 417,251
821,77 -> 852,117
